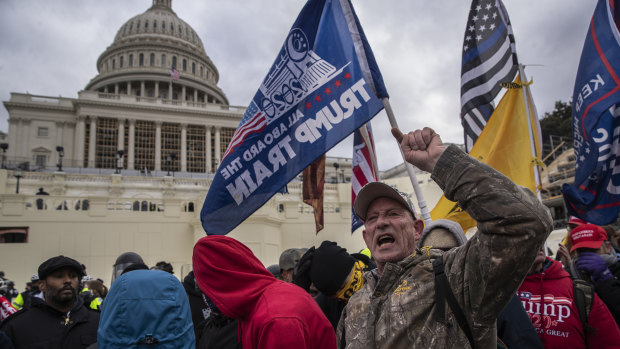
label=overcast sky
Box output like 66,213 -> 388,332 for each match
0,0 -> 595,171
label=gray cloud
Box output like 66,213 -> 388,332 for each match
0,0 -> 594,170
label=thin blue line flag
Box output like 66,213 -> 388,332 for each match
562,0 -> 620,225
201,0 -> 388,235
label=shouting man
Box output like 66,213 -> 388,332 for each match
337,127 -> 552,348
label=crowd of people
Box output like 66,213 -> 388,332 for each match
0,126 -> 619,348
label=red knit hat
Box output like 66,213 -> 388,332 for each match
569,224 -> 608,252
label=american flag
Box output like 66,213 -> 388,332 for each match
171,66 -> 180,81
351,123 -> 378,232
460,0 -> 518,152
221,111 -> 267,161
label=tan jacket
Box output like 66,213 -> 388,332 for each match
337,145 -> 552,349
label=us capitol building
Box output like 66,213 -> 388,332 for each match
0,0 -> 443,287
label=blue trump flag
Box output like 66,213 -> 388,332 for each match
562,0 -> 620,225
201,0 -> 388,235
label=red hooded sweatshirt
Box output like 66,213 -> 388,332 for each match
518,257 -> 620,348
193,235 -> 336,349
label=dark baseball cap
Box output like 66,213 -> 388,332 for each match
354,182 -> 417,221
38,256 -> 85,280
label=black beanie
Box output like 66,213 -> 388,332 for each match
310,241 -> 356,295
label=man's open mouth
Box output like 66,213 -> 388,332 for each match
377,234 -> 395,246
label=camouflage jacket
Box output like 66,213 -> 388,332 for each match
337,145 -> 552,349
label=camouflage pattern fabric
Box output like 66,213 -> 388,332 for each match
337,145 -> 552,349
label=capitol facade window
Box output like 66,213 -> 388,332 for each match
95,118 -> 119,169
0,228 -> 28,243
35,155 -> 46,168
187,125 -> 206,173
135,121 -> 155,171
37,127 -> 48,137
161,123 -> 181,172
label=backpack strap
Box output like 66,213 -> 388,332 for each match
433,256 -> 476,349
573,279 -> 596,334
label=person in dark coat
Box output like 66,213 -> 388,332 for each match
197,313 -> 241,349
0,330 -> 15,349
596,259 -> 620,326
0,255 -> 99,348
183,271 -> 210,343
293,241 -> 374,331
184,271 -> 241,349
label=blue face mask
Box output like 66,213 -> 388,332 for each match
201,293 -> 222,316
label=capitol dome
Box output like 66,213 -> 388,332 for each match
85,0 -> 228,105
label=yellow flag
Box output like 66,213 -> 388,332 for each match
431,74 -> 542,231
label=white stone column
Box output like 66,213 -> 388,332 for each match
193,89 -> 198,103
55,122 -> 64,145
13,119 -> 24,159
181,123 -> 187,172
22,119 -> 31,160
155,121 -> 162,171
128,119 -> 135,170
155,83 -> 159,99
13,119 -> 22,160
114,84 -> 119,95
140,81 -> 145,97
126,82 -> 131,95
117,120 -> 125,151
88,117 -> 97,168
182,86 -> 186,102
214,127 -> 221,170
6,118 -> 18,158
205,126 -> 212,173
75,116 -> 86,167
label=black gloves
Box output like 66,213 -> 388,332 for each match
293,247 -> 315,291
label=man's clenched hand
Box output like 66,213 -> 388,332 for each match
391,127 -> 445,173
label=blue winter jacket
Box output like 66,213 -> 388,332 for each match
97,269 -> 195,348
